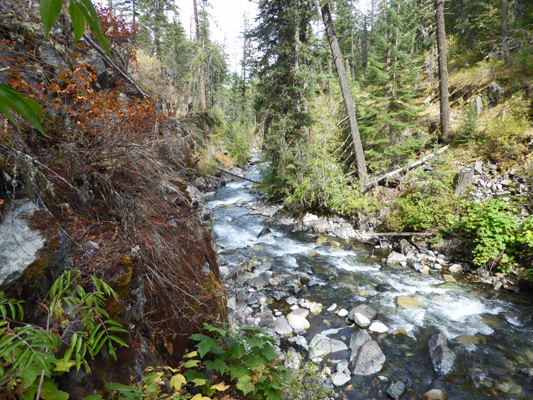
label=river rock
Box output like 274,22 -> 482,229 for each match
274,317 -> 293,336
331,372 -> 351,387
288,335 -> 309,351
330,338 -> 349,353
309,302 -> 323,315
257,227 -> 271,238
284,347 -> 301,370
396,296 -> 422,309
310,336 -> 331,359
287,308 -> 310,331
347,304 -> 377,328
255,312 -> 275,328
336,359 -> 349,374
351,339 -> 386,375
368,321 -> 389,334
422,389 -> 445,400
442,274 -> 456,282
387,252 -> 407,265
428,331 -> 456,376
338,308 -> 349,317
0,200 -> 46,287
448,264 -> 463,274
250,275 -> 270,290
386,381 -> 406,400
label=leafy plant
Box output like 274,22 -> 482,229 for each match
188,324 -> 289,400
0,270 -> 128,399
459,199 -> 522,273
109,360 -> 215,400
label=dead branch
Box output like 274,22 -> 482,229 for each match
362,145 -> 450,192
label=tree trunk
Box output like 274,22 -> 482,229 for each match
501,0 -> 508,63
435,0 -> 451,143
321,2 -> 367,182
363,15 -> 368,70
193,0 -> 207,111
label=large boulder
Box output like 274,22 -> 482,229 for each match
350,330 -> 386,375
347,304 -> 377,328
428,331 -> 456,376
0,200 -> 46,287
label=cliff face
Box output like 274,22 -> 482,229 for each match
0,1 -> 225,395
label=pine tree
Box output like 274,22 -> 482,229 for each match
358,0 -> 426,172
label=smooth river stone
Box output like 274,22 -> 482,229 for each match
396,296 -> 422,309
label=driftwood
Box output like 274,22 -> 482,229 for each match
363,145 -> 450,192
200,162 -> 260,184
362,232 -> 435,238
82,34 -> 149,100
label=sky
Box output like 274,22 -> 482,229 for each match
179,0 -> 372,73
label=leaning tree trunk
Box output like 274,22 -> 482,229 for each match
435,0 -> 451,144
320,1 -> 367,182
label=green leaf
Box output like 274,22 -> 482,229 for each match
109,335 -> 128,348
76,0 -> 110,55
192,336 -> 219,358
183,359 -> 200,368
191,378 -> 208,387
0,84 -> 47,133
41,379 -> 69,400
68,1 -> 86,42
21,365 -> 42,389
82,396 -> 103,400
204,358 -> 227,375
183,351 -> 198,358
169,374 -> 186,391
108,341 -> 116,360
40,0 -> 64,40
236,374 -> 254,395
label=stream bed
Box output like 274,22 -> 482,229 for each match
206,161 -> 532,400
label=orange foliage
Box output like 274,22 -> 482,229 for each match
96,5 -> 139,61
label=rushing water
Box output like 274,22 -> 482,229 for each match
207,161 -> 533,400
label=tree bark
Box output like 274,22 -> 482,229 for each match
321,2 -> 367,182
193,0 -> 207,111
501,0 -> 508,63
435,0 -> 451,143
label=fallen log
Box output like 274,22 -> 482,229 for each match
200,161 -> 260,184
361,232 -> 435,238
363,145 -> 450,192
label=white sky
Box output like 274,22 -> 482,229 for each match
179,0 -> 371,74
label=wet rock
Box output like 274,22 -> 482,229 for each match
274,317 -> 293,336
347,304 -> 377,328
351,338 -> 386,375
327,303 -> 337,312
250,275 -> 270,290
0,200 -> 46,287
386,381 -> 406,400
397,239 -> 416,255
338,308 -> 349,317
376,283 -> 395,292
369,321 -> 389,334
448,264 -> 463,274
288,335 -> 309,351
519,368 -> 533,383
387,252 -> 407,265
287,308 -> 310,331
309,302 -> 323,315
336,359 -> 349,374
255,312 -> 275,328
257,226 -> 271,238
330,338 -> 348,353
422,389 -> 445,400
454,335 -> 480,346
331,372 -> 351,387
442,274 -> 456,282
428,331 -> 456,376
396,296 -> 422,309
310,335 -> 331,359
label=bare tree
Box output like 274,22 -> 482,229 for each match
435,0 -> 451,143
320,1 -> 367,182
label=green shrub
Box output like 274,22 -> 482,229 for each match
188,324 -> 288,400
513,46 -> 533,76
460,199 -> 520,272
0,270 -> 128,399
455,104 -> 479,145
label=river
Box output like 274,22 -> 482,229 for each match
206,160 -> 533,400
